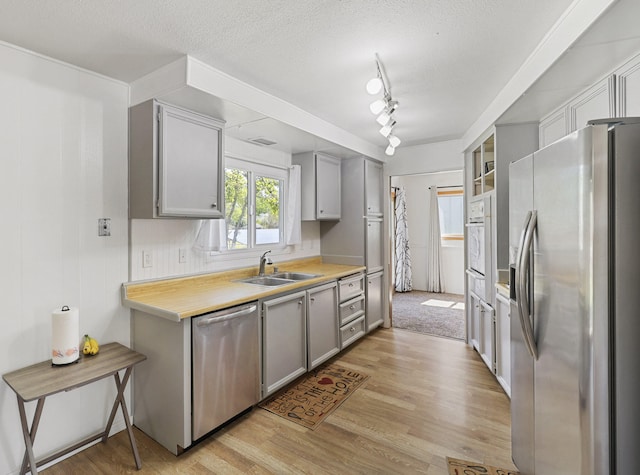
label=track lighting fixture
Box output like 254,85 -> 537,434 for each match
369,99 -> 386,114
366,77 -> 383,95
380,121 -> 396,138
366,55 -> 400,155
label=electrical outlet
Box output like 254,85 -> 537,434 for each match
179,248 -> 187,263
98,218 -> 111,237
142,250 -> 153,268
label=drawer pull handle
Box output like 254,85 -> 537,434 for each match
298,300 -> 303,305
349,283 -> 354,287
350,327 -> 356,332
349,305 -> 355,310
211,203 -> 217,208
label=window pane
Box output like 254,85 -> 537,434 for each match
438,194 -> 464,237
255,176 -> 281,245
225,168 -> 248,249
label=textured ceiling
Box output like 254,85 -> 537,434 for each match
0,0 -> 575,149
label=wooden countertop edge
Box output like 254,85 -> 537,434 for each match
122,258 -> 366,321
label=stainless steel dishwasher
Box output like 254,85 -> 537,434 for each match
192,302 -> 260,440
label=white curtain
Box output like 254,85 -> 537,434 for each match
193,219 -> 227,252
285,164 -> 302,245
394,187 -> 412,292
426,186 -> 443,292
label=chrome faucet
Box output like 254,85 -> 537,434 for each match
258,250 -> 272,276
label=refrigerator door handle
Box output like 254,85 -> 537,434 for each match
518,210 -> 538,359
514,211 -> 531,353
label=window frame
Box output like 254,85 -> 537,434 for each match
437,188 -> 464,241
224,155 -> 288,253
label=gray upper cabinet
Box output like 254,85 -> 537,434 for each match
365,159 -> 383,217
538,108 -> 567,149
129,99 -> 225,219
366,218 -> 384,273
567,75 -> 615,131
615,52 -> 640,117
539,74 -> 615,149
293,151 -> 341,221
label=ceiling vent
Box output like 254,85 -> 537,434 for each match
248,137 -> 277,146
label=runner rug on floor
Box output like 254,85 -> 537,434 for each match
258,363 -> 369,429
447,457 -> 519,475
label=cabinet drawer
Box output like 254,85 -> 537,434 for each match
339,274 -> 365,302
340,315 -> 366,349
339,295 -> 365,326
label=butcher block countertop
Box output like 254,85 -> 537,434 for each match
122,257 -> 366,321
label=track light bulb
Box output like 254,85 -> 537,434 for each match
376,110 -> 392,126
388,135 -> 401,148
366,77 -> 383,95
380,123 -> 394,138
385,144 -> 396,156
369,99 -> 386,115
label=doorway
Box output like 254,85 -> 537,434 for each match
390,170 -> 465,340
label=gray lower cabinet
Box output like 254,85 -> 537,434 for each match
307,281 -> 340,369
338,273 -> 367,349
479,298 -> 495,373
366,271 -> 384,331
495,292 -> 511,397
469,292 -> 481,351
262,290 -> 307,398
131,310 -> 192,455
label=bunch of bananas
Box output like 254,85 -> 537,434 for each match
82,334 -> 100,355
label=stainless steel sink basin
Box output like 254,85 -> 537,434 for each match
238,276 -> 294,286
271,272 -> 321,280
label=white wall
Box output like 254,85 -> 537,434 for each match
392,171 -> 464,295
129,136 -> 322,281
0,43 -> 129,473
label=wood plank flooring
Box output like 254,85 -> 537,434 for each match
43,328 -> 516,474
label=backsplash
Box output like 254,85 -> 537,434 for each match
129,219 -> 321,281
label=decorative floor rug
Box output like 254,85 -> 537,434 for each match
258,363 -> 369,429
447,457 -> 519,475
392,290 -> 465,340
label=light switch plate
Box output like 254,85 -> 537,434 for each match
98,218 -> 111,237
179,248 -> 187,263
142,250 -> 152,268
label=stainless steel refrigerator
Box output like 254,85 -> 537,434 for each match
509,118 -> 640,475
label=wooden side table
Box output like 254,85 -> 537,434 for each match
2,342 -> 147,475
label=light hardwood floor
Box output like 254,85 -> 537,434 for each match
43,328 -> 516,474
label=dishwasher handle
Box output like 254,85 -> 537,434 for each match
196,304 -> 257,327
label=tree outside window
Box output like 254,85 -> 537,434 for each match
224,158 -> 284,250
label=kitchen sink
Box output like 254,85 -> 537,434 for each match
271,272 -> 321,281
238,276 -> 294,286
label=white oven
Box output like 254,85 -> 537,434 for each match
467,198 -> 486,276
466,195 -> 492,302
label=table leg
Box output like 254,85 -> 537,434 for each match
103,368 -> 141,469
17,396 -> 44,475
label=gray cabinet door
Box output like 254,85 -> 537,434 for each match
262,291 -> 307,397
158,103 -> 224,218
365,159 -> 383,217
479,299 -> 495,373
366,271 -> 383,332
469,292 -> 481,351
307,282 -> 339,369
315,153 -> 341,220
495,293 -> 511,397
366,218 -> 383,273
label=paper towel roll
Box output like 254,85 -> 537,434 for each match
51,306 -> 79,365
